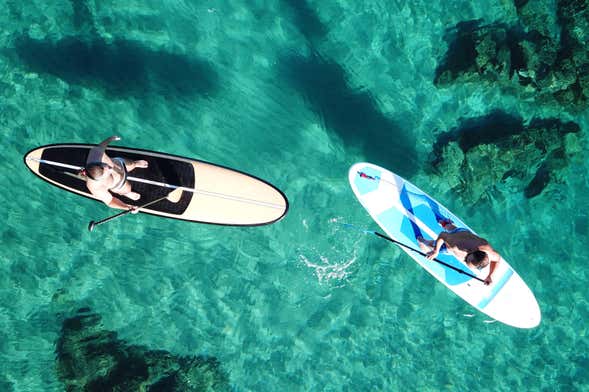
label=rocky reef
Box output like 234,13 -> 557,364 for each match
430,111 -> 581,202
56,308 -> 231,392
435,0 -> 589,109
434,20 -> 524,86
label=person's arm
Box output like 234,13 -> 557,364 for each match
97,135 -> 121,148
107,196 -> 138,212
86,136 -> 121,164
89,186 -> 137,212
426,233 -> 447,260
481,245 -> 501,285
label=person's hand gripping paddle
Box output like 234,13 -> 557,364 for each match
88,188 -> 183,232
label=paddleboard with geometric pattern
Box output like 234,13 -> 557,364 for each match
349,162 -> 540,328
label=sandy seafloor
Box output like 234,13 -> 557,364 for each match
0,0 -> 588,390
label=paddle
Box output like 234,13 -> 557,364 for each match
88,188 -> 184,232
342,223 -> 485,283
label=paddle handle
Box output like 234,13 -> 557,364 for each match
373,232 -> 486,283
88,195 -> 169,232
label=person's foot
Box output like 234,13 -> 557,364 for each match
134,160 -> 148,168
416,236 -> 432,252
438,218 -> 454,229
126,191 -> 141,201
437,218 -> 454,230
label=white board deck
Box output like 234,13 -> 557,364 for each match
349,162 -> 541,328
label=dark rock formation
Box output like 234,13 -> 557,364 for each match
434,20 -> 526,86
431,111 -> 581,201
70,0 -> 99,36
435,1 -> 589,109
515,0 -> 559,42
555,0 -> 589,105
56,308 -> 231,392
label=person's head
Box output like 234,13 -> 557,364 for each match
84,162 -> 112,181
465,250 -> 489,270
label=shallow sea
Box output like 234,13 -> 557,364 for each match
1,1 -> 588,391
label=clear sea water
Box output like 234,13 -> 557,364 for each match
1,1 -> 588,391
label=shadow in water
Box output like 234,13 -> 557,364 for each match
280,51 -> 417,177
432,111 -> 525,158
14,35 -> 219,98
280,0 -> 327,43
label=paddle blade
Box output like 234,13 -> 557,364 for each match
166,188 -> 183,203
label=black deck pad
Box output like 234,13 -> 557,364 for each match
39,146 -> 194,215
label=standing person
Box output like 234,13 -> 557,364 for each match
417,219 -> 501,285
81,136 -> 148,211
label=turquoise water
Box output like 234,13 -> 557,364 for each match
1,1 -> 588,390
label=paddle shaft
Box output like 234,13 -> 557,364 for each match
88,194 -> 171,231
372,231 -> 486,283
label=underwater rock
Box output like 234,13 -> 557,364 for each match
431,111 -> 580,202
69,0 -> 98,36
435,1 -> 589,109
556,0 -> 589,103
434,21 -> 525,86
515,0 -> 559,41
56,308 -> 230,392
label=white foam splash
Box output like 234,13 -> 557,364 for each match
299,251 -> 357,284
302,219 -> 309,229
297,217 -> 364,284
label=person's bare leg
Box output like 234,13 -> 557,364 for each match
416,236 -> 434,252
114,182 -> 140,201
124,159 -> 148,171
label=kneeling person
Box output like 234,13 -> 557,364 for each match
82,136 -> 148,211
417,219 -> 501,285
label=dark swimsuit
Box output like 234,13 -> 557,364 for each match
442,228 -> 489,269
439,227 -> 470,253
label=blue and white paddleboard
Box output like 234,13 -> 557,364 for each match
349,162 -> 541,328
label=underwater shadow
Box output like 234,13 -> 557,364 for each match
280,52 -> 417,177
432,110 -> 525,159
14,35 -> 219,98
280,0 -> 328,43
